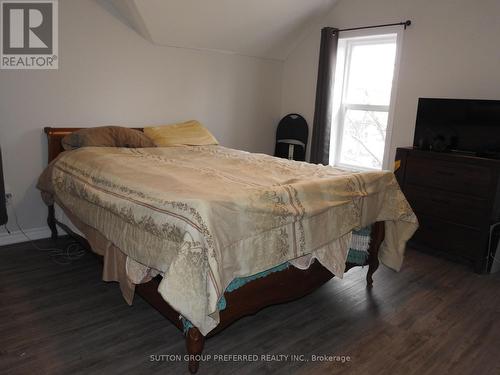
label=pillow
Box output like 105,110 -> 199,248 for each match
143,120 -> 218,147
61,126 -> 155,150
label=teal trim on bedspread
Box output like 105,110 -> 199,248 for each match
353,226 -> 371,237
182,262 -> 290,333
182,226 -> 372,333
346,249 -> 369,264
225,262 -> 290,292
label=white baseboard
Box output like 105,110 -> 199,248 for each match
0,226 -> 52,247
0,203 -> 85,247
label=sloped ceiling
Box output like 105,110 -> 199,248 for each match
104,0 -> 337,60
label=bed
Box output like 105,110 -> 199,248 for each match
40,126 -> 418,373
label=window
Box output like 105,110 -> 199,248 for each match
329,31 -> 401,170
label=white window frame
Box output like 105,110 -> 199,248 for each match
329,27 -> 404,171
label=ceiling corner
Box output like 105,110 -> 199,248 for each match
104,0 -> 154,44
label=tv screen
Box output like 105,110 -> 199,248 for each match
413,98 -> 500,157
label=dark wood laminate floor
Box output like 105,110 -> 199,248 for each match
1,238 -> 499,375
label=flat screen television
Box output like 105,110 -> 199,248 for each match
413,98 -> 500,159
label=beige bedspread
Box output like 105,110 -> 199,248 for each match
39,145 -> 417,335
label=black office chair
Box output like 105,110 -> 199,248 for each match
274,113 -> 308,161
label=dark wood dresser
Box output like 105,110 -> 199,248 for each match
395,147 -> 500,273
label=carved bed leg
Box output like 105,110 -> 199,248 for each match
186,327 -> 205,374
366,253 -> 379,287
47,205 -> 58,240
366,221 -> 385,287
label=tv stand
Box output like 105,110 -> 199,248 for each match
395,147 -> 500,273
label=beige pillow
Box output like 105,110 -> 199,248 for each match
144,120 -> 218,146
61,126 -> 155,150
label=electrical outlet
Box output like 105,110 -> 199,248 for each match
5,193 -> 13,206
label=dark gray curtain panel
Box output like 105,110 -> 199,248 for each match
310,27 -> 339,165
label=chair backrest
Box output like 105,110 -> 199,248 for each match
274,114 -> 308,161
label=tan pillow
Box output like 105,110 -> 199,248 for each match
144,120 -> 218,146
61,126 -> 155,150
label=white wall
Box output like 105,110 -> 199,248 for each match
282,0 -> 500,164
4,0 -> 499,242
0,0 -> 283,237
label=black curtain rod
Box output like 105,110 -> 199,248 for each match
337,20 -> 411,33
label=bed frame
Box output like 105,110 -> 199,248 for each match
43,127 -> 385,373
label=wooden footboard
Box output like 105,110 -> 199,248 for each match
49,202 -> 384,374
139,261 -> 333,373
136,221 -> 385,374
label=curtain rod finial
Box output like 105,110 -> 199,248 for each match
404,20 -> 411,29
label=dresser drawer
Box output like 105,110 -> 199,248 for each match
404,185 -> 487,228
405,156 -> 491,196
412,215 -> 482,260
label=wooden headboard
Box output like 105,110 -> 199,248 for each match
44,127 -> 144,164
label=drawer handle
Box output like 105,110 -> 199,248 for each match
436,170 -> 455,176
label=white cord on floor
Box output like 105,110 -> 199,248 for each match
5,205 -> 86,265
